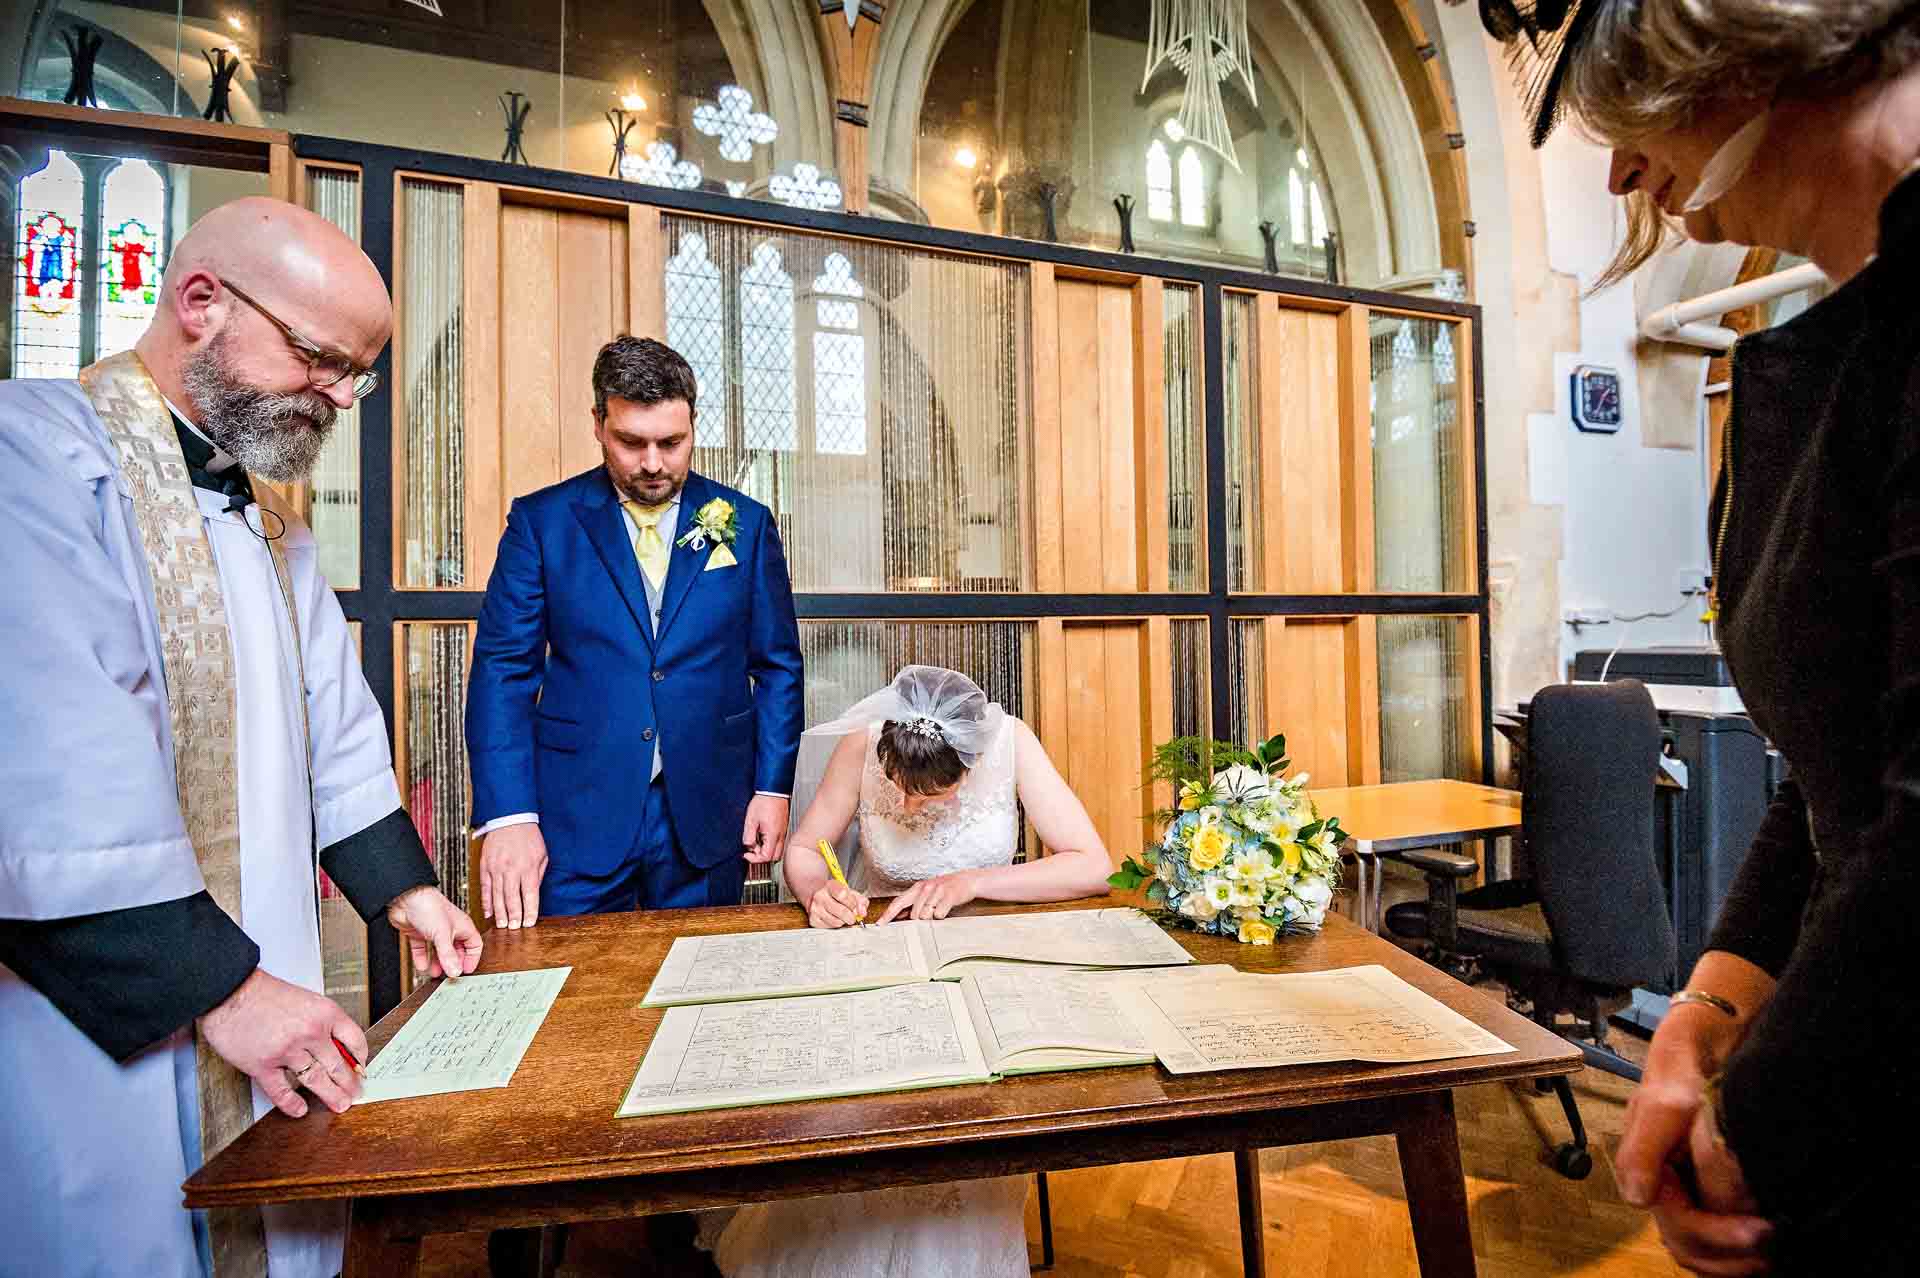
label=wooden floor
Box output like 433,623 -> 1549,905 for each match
418,1025 -> 1679,1277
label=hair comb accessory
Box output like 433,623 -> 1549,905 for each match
905,716 -> 945,742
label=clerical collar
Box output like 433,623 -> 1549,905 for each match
165,402 -> 255,509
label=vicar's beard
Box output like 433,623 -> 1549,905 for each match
180,327 -> 339,482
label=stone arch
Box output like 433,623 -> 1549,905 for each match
705,0 -> 835,180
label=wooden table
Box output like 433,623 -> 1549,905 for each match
184,901 -> 1577,1277
1315,781 -> 1525,930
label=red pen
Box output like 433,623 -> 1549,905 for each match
331,1035 -> 365,1076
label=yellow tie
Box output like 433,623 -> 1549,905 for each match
622,499 -> 671,588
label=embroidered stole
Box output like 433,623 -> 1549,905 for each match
79,351 -> 307,1278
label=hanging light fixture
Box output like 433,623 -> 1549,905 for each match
1140,0 -> 1258,172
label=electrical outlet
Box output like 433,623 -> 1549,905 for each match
1563,607 -> 1611,627
1675,566 -> 1710,596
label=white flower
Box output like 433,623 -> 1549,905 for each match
1289,771 -> 1311,789
1204,877 -> 1235,911
1180,889 -> 1220,923
1228,880 -> 1261,912
1228,849 -> 1276,886
1287,880 -> 1333,926
1310,825 -> 1339,856
1212,763 -> 1271,804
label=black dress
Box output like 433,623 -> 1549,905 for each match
1706,171 -> 1920,1271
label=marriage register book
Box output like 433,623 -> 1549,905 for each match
639,907 -> 1194,1008
618,964 -> 1171,1117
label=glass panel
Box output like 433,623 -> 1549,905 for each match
907,2 -> 1341,275
1370,316 -> 1470,592
399,178 -> 466,588
95,159 -> 166,360
1222,292 -> 1261,591
401,623 -> 474,912
320,620 -> 370,1023
1227,617 -> 1265,748
12,150 -> 85,380
739,619 -> 1037,902
1377,616 -> 1475,782
305,167 -> 363,589
1164,283 -> 1204,591
662,214 -> 1030,592
1170,617 -> 1210,740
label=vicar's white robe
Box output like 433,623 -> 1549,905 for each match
0,379 -> 405,1278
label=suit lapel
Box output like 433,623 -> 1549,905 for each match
573,471 -> 656,650
654,471 -> 712,642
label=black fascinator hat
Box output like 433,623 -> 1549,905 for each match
1463,0 -> 1625,148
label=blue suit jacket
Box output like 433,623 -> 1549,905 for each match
466,467 -> 804,874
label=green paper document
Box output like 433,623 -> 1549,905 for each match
639,907 -> 1194,1008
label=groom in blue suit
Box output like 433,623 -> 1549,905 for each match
466,335 -> 803,925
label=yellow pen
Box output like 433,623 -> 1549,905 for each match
818,840 -> 866,927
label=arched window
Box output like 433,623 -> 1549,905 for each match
1178,146 -> 1206,228
11,149 -> 172,380
664,232 -> 729,448
739,244 -> 797,452
811,252 -> 867,456
1146,139 -> 1174,223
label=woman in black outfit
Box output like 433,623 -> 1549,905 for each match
1458,1 -> 1920,1273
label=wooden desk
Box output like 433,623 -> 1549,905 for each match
1315,781 -> 1525,929
184,902 -> 1577,1277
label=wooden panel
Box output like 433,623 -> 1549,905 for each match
628,204 -> 665,339
1264,617 -> 1357,788
556,211 -> 623,478
1145,616 -> 1174,821
1261,301 -> 1345,593
1346,614 -> 1384,786
465,183 -> 503,589
1030,264 -> 1064,593
1338,306 -> 1379,593
499,204 -> 562,501
1054,621 -> 1151,866
268,141 -> 294,202
1136,278 -> 1167,591
1053,278 -> 1144,593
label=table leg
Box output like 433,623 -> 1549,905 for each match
343,1197 -> 424,1278
1234,1146 -> 1266,1277
1395,1091 -> 1477,1277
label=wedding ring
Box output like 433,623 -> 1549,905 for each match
291,1061 -> 317,1081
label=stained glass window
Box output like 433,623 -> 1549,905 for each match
739,244 -> 796,452
811,252 -> 866,457
96,160 -> 165,360
664,232 -> 728,448
1146,139 -> 1174,223
13,151 -> 85,380
1178,147 -> 1206,228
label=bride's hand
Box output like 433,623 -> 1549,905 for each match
807,881 -> 870,929
878,870 -> 981,923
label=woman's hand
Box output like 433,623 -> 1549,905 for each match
1617,1001 -> 1748,1206
806,881 -> 869,929
878,870 -> 981,922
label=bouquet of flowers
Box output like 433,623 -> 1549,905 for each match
1109,734 -> 1345,944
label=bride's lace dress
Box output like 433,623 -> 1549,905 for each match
705,719 -> 1031,1278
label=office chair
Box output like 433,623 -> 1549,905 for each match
1386,680 -> 1674,1180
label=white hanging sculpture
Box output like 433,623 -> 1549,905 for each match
1141,0 -> 1258,172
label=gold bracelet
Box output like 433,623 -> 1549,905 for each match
1670,988 -> 1740,1019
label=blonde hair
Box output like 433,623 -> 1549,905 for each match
1559,0 -> 1920,284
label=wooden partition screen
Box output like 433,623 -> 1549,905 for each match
281,137 -> 1484,1017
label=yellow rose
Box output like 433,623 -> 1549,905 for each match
702,497 -> 734,520
1238,918 -> 1276,945
1187,822 -> 1230,871
1178,780 -> 1207,811
1280,841 -> 1302,875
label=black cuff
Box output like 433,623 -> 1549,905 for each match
0,892 -> 259,1062
320,807 -> 438,922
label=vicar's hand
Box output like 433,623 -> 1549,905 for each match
742,794 -> 790,864
807,881 -> 870,929
198,967 -> 369,1118
387,885 -> 484,982
1618,1000 -> 1748,1207
878,869 -> 981,923
479,823 -> 550,928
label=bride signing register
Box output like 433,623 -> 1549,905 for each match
701,664 -> 1113,1277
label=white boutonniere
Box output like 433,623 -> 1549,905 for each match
678,497 -> 740,569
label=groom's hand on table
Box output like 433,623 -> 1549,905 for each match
877,870 -> 982,923
479,823 -> 550,929
807,882 -> 870,929
742,794 -> 790,864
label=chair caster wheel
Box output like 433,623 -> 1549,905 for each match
1553,1144 -> 1593,1180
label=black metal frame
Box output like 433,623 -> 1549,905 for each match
293,134 -> 1492,1018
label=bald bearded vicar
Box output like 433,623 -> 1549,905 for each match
0,197 -> 483,1277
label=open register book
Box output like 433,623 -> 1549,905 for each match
618,963 -> 1185,1117
639,907 -> 1194,1008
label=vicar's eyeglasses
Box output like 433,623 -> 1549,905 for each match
218,277 -> 381,401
